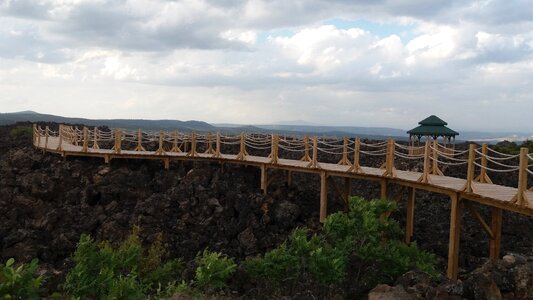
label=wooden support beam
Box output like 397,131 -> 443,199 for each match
171,130 -> 182,153
307,137 -> 320,169
187,132 -> 198,157
383,139 -> 397,177
474,144 -> 492,183
112,129 -> 122,154
348,138 -> 362,173
269,134 -> 279,164
511,147 -> 529,206
260,165 -> 267,195
301,135 -> 311,162
489,207 -> 502,261
44,126 -> 49,149
464,201 -> 494,240
286,170 -> 292,187
36,125 -> 41,147
163,158 -> 170,170
405,187 -> 415,244
320,171 -> 328,223
463,144 -> 476,193
205,132 -> 215,154
343,177 -> 351,212
56,125 -> 63,151
214,131 -> 221,158
155,130 -> 165,155
380,178 -> 388,200
337,137 -> 352,165
134,128 -> 146,151
82,127 -> 89,153
447,193 -> 462,280
236,133 -> 248,160
92,127 -> 99,149
418,140 -> 431,183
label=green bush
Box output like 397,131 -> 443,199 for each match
194,249 -> 236,291
63,228 -> 184,299
9,125 -> 33,140
245,197 -> 437,295
0,258 -> 43,300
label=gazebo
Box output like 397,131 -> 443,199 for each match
407,115 -> 459,150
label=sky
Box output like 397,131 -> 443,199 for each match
1,0 -> 533,132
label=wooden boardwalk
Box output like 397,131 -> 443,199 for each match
33,125 -> 533,280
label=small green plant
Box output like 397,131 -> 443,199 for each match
0,258 -> 43,300
63,227 -> 184,299
194,249 -> 236,291
9,125 -> 33,140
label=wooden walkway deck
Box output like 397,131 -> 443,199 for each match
33,125 -> 533,280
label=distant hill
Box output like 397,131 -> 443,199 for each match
0,111 -> 214,132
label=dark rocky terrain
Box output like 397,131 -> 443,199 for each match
0,123 -> 532,298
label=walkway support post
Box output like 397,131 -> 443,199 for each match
320,171 -> 328,223
155,130 -> 165,155
405,187 -> 416,244
92,127 -> 99,149
301,135 -> 311,161
308,137 -> 319,169
489,207 -> 502,261
269,134 -> 279,164
419,140 -> 431,183
82,127 -> 89,153
512,147 -> 529,206
134,129 -> 145,151
57,125 -> 63,151
113,129 -> 122,154
447,193 -> 462,280
349,137 -> 361,173
338,137 -> 351,165
44,126 -> 49,149
465,144 -> 476,193
261,164 -> 267,195
383,138 -> 396,177
36,125 -> 41,147
187,132 -> 197,157
236,133 -> 247,160
475,144 -> 492,183
205,132 -> 215,154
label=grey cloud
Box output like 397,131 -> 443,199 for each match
0,0 -> 50,20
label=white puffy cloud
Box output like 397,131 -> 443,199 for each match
0,0 -> 533,132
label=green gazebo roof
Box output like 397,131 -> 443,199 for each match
407,115 -> 459,137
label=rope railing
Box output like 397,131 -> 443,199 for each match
33,125 -> 532,209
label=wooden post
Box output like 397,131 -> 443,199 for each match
82,127 -> 89,152
338,137 -> 351,165
512,147 -> 529,206
261,165 -> 267,195
163,158 -> 170,170
489,207 -> 502,261
405,187 -> 415,244
44,126 -> 49,149
447,193 -> 462,280
269,134 -> 279,164
348,138 -> 361,172
301,135 -> 311,161
73,127 -> 79,146
343,177 -> 351,211
464,144 -> 476,193
92,127 -> 99,149
113,129 -> 122,154
171,130 -> 182,153
37,125 -> 41,147
419,140 -> 431,183
307,136 -> 319,168
155,130 -> 165,155
134,129 -> 145,151
380,179 -> 387,199
205,132 -> 215,154
475,144 -> 492,183
57,124 -> 63,151
214,131 -> 221,158
383,139 -> 396,177
320,171 -> 328,223
236,133 -> 247,160
187,132 -> 197,157
431,139 -> 444,175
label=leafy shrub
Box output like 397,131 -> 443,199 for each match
9,125 -> 33,140
63,228 -> 184,299
0,258 -> 43,300
245,197 -> 437,295
194,249 -> 236,291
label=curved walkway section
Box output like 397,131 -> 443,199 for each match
33,125 -> 533,280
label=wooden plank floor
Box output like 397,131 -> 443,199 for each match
37,136 -> 533,217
